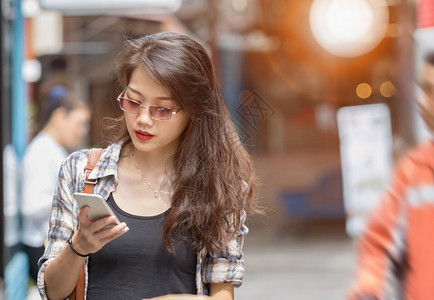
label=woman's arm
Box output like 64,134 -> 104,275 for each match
146,283 -> 234,300
44,240 -> 86,300
44,207 -> 128,300
209,283 -> 234,300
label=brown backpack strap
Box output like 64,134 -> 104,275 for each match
69,148 -> 106,300
83,148 -> 106,194
71,267 -> 86,300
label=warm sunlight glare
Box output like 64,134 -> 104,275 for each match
309,0 -> 389,57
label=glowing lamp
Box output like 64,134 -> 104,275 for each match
309,0 -> 389,57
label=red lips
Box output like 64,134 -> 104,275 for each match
135,131 -> 154,141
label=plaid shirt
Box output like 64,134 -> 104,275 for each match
348,140 -> 434,300
37,140 -> 248,299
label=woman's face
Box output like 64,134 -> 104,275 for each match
123,67 -> 190,156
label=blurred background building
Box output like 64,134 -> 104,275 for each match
0,0 -> 432,299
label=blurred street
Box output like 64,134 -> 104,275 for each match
237,224 -> 356,300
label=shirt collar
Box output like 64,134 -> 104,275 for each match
86,139 -> 126,182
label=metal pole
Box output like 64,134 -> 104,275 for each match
0,0 -> 4,285
12,0 -> 27,159
7,1 -> 29,297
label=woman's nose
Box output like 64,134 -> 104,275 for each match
136,107 -> 154,125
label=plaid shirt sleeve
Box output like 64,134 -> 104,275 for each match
37,150 -> 89,300
201,211 -> 249,289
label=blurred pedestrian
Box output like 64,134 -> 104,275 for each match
347,52 -> 434,299
37,32 -> 258,300
22,85 -> 90,282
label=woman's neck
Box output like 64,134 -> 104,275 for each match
129,147 -> 174,177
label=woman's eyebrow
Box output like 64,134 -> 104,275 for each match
126,86 -> 142,96
127,86 -> 173,101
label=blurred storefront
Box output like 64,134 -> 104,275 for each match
243,0 -> 416,237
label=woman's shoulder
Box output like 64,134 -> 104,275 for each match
67,148 -> 90,160
60,148 -> 90,171
61,141 -> 125,172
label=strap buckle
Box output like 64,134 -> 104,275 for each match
84,170 -> 97,184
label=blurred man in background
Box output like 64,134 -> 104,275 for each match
21,85 -> 90,282
347,52 -> 434,299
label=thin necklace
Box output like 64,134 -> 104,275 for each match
129,153 -> 161,198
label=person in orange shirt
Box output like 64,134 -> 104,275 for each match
347,52 -> 434,300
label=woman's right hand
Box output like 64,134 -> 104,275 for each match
71,206 -> 129,255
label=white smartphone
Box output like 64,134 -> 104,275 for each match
73,192 -> 120,228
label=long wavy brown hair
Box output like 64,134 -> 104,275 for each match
107,32 -> 259,253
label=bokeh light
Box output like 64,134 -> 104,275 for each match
380,81 -> 396,98
309,0 -> 389,57
356,83 -> 372,99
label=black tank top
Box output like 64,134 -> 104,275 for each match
87,193 -> 197,299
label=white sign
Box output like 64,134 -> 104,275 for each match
337,103 -> 393,237
38,0 -> 182,12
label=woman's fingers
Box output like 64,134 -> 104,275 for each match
100,223 -> 129,244
75,210 -> 128,254
74,221 -> 128,254
77,206 -> 91,224
88,215 -> 118,233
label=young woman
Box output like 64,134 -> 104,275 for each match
37,32 -> 258,300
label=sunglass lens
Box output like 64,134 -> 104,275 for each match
149,107 -> 172,120
121,98 -> 140,113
